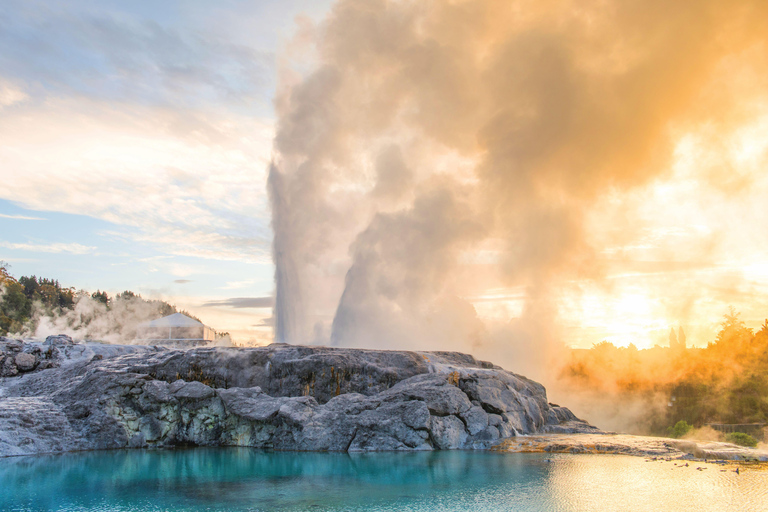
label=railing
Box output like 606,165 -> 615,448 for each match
134,338 -> 213,346
706,423 -> 765,435
135,338 -> 212,341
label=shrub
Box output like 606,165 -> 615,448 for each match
668,420 -> 694,438
725,432 -> 758,448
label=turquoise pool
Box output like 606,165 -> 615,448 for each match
1,448 -> 765,511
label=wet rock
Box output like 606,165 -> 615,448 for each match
128,432 -> 146,448
0,343 -> 596,457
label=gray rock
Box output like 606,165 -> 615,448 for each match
139,415 -> 164,441
1,357 -> 18,377
172,381 -> 215,400
14,353 -> 36,372
461,405 -> 489,436
0,342 -> 597,457
128,432 -> 146,448
44,334 -> 74,346
382,373 -> 472,416
348,400 -> 432,451
218,387 -> 283,421
2,338 -> 23,352
142,381 -> 173,403
430,415 -> 468,449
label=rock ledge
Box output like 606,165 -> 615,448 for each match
0,340 -> 597,457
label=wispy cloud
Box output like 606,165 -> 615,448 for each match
0,213 -> 45,221
0,241 -> 95,254
252,317 -> 274,327
201,296 -> 274,309
0,80 -> 28,108
0,1 -> 275,112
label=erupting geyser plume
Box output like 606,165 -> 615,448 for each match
268,0 -> 768,384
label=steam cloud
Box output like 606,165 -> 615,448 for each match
269,0 -> 768,381
27,294 -> 173,344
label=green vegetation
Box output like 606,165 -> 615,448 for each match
560,309 -> 768,436
668,420 -> 693,438
0,262 -> 204,339
1,262 -> 76,334
725,432 -> 758,448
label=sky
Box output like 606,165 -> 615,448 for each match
0,0 -> 332,343
2,0 -> 768,354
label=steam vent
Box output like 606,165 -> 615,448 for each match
0,340 -> 596,456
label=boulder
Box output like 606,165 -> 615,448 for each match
44,334 -> 74,346
14,353 -> 36,372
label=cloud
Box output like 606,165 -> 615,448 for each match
0,213 -> 45,221
201,296 -> 275,309
0,79 -> 28,108
0,241 -> 95,254
0,98 -> 274,263
252,317 -> 274,327
173,279 -> 192,284
0,0 -> 283,265
0,1 -> 274,112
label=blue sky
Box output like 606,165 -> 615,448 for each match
0,0 -> 332,342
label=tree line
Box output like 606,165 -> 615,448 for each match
559,309 -> 768,436
0,262 -> 203,338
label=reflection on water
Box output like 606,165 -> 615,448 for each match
0,448 -> 765,511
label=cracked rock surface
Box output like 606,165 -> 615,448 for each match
0,341 -> 598,456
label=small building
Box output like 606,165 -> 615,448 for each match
136,313 -> 215,346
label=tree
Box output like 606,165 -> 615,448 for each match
0,280 -> 31,335
19,275 -> 39,299
91,290 -> 110,305
677,326 -> 686,349
726,432 -> 758,448
758,319 -> 768,337
714,308 -> 752,347
0,260 -> 10,282
668,420 -> 693,438
669,328 -> 678,349
39,284 -> 58,307
58,287 -> 75,309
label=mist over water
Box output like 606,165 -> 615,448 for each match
267,0 -> 768,401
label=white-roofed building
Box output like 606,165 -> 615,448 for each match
136,313 -> 215,346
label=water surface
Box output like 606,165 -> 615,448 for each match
1,448 -> 765,511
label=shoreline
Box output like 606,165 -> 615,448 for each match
2,434 -> 766,464
493,433 -> 768,463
